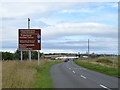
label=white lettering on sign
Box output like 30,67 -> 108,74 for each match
20,40 -> 35,43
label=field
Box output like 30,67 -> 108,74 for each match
74,56 -> 119,78
2,60 -> 62,88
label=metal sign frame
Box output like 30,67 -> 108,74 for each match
18,18 -> 41,65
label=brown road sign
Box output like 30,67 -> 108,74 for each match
18,29 -> 41,50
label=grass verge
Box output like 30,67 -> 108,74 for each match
2,60 -> 63,88
74,60 -> 119,78
33,60 -> 63,88
2,60 -> 37,88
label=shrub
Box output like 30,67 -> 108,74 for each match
96,58 -> 112,64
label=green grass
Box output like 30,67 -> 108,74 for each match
34,60 -> 63,88
79,56 -> 119,67
74,60 -> 119,78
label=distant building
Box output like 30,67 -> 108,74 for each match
55,56 -> 79,60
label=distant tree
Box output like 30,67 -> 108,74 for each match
14,50 -> 20,60
32,51 -> 38,60
1,50 -> 43,60
23,51 -> 29,60
32,51 -> 42,60
2,52 -> 14,60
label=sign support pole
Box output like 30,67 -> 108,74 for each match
38,50 -> 40,65
29,50 -> 31,62
21,50 -> 23,62
28,18 -> 31,62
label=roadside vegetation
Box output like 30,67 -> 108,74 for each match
2,60 -> 63,88
34,60 -> 63,88
74,56 -> 119,78
1,50 -> 43,60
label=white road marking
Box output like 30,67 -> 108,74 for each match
81,75 -> 86,79
100,85 -> 111,90
82,68 -> 87,70
73,71 -> 75,73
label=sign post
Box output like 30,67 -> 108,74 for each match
18,18 -> 41,64
38,50 -> 40,65
28,18 -> 31,62
37,33 -> 41,65
29,50 -> 31,62
21,50 -> 23,62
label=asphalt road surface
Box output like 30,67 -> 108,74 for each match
50,60 -> 119,89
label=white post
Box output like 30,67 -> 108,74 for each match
38,50 -> 40,65
28,18 -> 32,62
21,51 -> 23,62
29,50 -> 31,62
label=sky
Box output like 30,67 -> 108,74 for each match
0,0 -> 118,54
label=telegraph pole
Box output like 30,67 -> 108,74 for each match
28,18 -> 31,62
78,52 -> 80,59
88,39 -> 90,58
28,18 -> 30,29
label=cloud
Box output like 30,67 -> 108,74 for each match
78,13 -> 118,23
1,2 -> 117,19
42,22 -> 117,40
1,0 -> 119,2
41,22 -> 118,54
60,8 -> 95,13
41,37 -> 118,54
1,26 -> 18,41
107,3 -> 118,8
2,41 -> 17,48
1,2 -> 118,54
59,5 -> 105,14
1,2 -> 79,18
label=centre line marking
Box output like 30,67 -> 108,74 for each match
100,85 -> 111,90
73,71 -> 75,73
81,75 -> 86,79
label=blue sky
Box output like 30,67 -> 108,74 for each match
0,1 -> 118,54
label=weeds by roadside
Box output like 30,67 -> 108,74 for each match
2,60 -> 63,88
74,57 -> 119,78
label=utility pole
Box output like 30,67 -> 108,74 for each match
78,52 -> 80,59
28,18 -> 30,29
28,18 -> 31,62
88,39 -> 90,58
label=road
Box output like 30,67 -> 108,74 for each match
50,60 -> 119,89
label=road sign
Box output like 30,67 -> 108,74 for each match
18,29 -> 41,50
